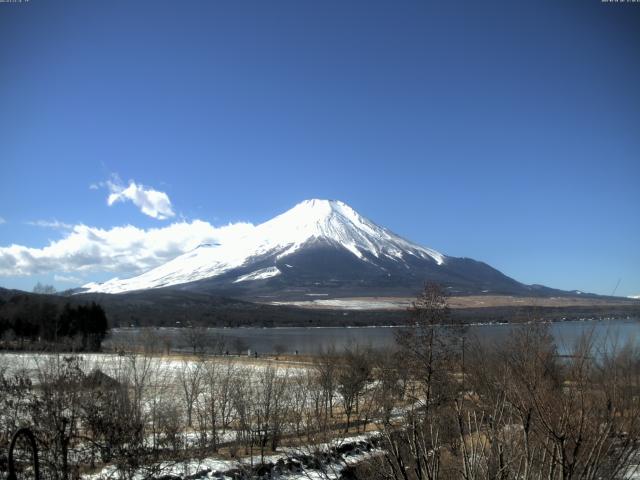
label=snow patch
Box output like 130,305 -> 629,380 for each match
233,266 -> 281,283
272,298 -> 411,310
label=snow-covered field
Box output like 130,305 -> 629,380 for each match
271,297 -> 411,310
0,352 -> 306,385
83,433 -> 380,480
270,294 -> 640,311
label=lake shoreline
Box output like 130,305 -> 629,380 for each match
110,313 -> 639,332
102,317 -> 640,356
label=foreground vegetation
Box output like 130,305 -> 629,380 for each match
0,284 -> 639,479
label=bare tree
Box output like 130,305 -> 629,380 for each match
231,368 -> 255,457
179,357 -> 203,428
200,358 -> 236,451
336,346 -> 371,433
289,370 -> 311,437
232,337 -> 250,356
33,282 -> 57,295
397,282 -> 462,410
31,355 -> 85,480
314,345 -> 338,421
182,324 -> 209,355
374,283 -> 462,480
0,364 -> 34,460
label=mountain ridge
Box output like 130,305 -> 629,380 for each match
80,199 -> 581,299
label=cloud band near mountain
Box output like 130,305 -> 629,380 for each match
0,220 -> 254,277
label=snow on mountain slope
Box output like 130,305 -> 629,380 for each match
233,266 -> 281,283
82,199 -> 446,294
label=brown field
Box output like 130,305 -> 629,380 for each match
270,294 -> 640,311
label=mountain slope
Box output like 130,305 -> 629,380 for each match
81,199 -> 554,298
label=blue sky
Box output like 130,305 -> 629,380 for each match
0,0 -> 639,296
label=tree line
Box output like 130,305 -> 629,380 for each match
0,293 -> 109,351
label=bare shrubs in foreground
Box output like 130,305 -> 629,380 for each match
1,283 -> 639,479
368,283 -> 640,480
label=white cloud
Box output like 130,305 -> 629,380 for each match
54,274 -> 84,284
0,217 -> 5,225
0,220 -> 255,277
106,179 -> 175,220
26,219 -> 73,230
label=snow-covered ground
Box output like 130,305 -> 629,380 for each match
83,433 -> 380,480
0,352 -> 306,384
625,454 -> 640,479
270,297 -> 411,310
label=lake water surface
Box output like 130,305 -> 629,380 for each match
106,318 -> 640,356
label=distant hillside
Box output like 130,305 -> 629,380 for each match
4,286 -> 638,329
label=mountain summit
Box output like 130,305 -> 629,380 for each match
82,199 -> 544,298
250,199 -> 445,265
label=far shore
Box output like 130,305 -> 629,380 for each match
266,294 -> 640,311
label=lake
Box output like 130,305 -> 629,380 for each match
104,317 -> 640,356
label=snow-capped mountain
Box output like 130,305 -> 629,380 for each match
81,199 -> 541,298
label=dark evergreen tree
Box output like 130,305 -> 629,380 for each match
0,296 -> 109,351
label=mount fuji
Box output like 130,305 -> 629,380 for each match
81,199 -> 559,299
